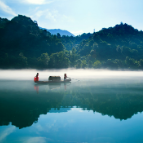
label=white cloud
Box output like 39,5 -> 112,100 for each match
32,9 -> 57,22
45,10 -> 57,22
62,15 -> 74,23
26,0 -> 45,4
32,8 -> 74,24
0,0 -> 16,16
35,10 -> 45,18
0,126 -> 16,142
24,0 -> 54,5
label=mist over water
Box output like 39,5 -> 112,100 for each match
0,69 -> 143,80
0,82 -> 141,137
1,69 -> 143,142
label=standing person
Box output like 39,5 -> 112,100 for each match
64,73 -> 67,80
34,73 -> 39,82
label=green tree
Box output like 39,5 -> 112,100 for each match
49,51 -> 70,68
37,53 -> 50,68
18,53 -> 28,68
93,60 -> 101,68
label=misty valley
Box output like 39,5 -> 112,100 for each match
0,0 -> 143,142
1,13 -> 143,143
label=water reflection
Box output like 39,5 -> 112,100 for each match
0,126 -> 16,142
34,82 -> 70,93
0,78 -> 143,129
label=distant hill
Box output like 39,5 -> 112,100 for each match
40,27 -> 75,36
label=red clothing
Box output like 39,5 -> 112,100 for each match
34,76 -> 39,82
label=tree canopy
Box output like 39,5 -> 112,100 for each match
1,15 -> 143,69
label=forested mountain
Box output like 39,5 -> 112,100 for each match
0,15 -> 143,69
77,23 -> 143,69
40,28 -> 75,37
61,33 -> 92,50
0,15 -> 66,68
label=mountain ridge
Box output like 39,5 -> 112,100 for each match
40,27 -> 75,36
1,15 -> 143,69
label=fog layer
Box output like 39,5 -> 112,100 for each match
0,69 -> 143,80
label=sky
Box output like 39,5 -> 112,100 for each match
0,0 -> 143,35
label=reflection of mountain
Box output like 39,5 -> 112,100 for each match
0,81 -> 65,129
70,86 -> 143,120
66,80 -> 143,120
0,79 -> 143,128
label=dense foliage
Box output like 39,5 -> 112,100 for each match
1,15 -> 143,69
77,23 -> 143,69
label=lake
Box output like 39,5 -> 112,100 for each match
0,69 -> 143,143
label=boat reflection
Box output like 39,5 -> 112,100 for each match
34,82 -> 71,93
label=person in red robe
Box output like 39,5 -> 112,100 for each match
34,73 -> 39,82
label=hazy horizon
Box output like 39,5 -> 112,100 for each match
0,69 -> 143,80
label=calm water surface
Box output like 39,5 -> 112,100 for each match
0,70 -> 143,143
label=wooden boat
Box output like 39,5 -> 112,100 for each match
35,79 -> 71,84
34,76 -> 71,84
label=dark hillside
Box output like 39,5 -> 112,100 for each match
1,15 -> 143,69
61,33 -> 92,50
77,23 -> 143,69
0,15 -> 65,68
0,15 -> 64,57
